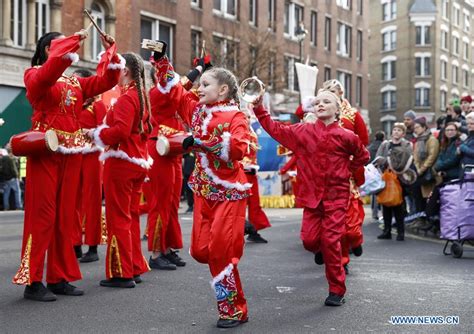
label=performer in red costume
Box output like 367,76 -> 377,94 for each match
72,69 -> 107,263
252,90 -> 369,306
90,53 -> 152,288
241,117 -> 271,243
13,30 -> 122,301
153,44 -> 250,328
321,80 -> 369,275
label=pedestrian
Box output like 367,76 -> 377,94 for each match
434,123 -> 462,183
13,30 -> 122,301
89,53 -> 152,288
153,46 -> 251,328
460,95 -> 472,116
403,110 -> 417,142
368,131 -> 385,162
459,112 -> 474,168
1,145 -> 22,210
252,89 -> 369,306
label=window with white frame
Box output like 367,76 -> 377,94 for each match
357,30 -> 363,61
415,56 -> 430,77
284,1 -> 304,38
356,76 -> 362,106
453,36 -> 459,55
310,11 -> 317,46
213,36 -> 239,71
213,0 -> 237,18
453,4 -> 460,26
442,0 -> 448,19
452,64 -> 459,84
90,3 -> 106,61
464,41 -> 469,60
337,22 -> 352,57
464,11 -> 470,32
357,0 -> 363,15
337,71 -> 352,103
324,66 -> 331,81
268,0 -> 276,31
140,16 -> 174,61
440,90 -> 447,110
382,30 -> 396,51
191,0 -> 201,8
324,16 -> 331,50
382,60 -> 396,80
382,0 -> 396,21
190,30 -> 201,65
336,0 -> 351,10
415,87 -> 430,107
284,56 -> 299,92
441,60 -> 447,80
35,0 -> 50,41
463,69 -> 469,87
381,90 -> 396,110
10,0 -> 27,47
441,30 -> 448,49
415,25 -> 430,46
249,0 -> 257,26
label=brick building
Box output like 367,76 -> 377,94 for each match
0,0 -> 370,145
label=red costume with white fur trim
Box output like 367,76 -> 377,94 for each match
13,35 -> 122,285
94,82 -> 151,280
153,56 -> 250,321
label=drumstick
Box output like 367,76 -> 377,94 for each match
85,21 -> 94,33
200,40 -> 206,58
84,10 -> 106,37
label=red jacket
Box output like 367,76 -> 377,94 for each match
25,35 -> 122,153
79,99 -> 107,129
148,86 -> 185,138
254,104 -> 369,209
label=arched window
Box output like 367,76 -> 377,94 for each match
35,0 -> 50,41
90,2 -> 106,60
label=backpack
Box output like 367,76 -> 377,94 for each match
388,145 -> 413,174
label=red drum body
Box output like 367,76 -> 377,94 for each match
156,133 -> 190,157
10,130 -> 59,156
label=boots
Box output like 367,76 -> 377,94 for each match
80,245 -> 99,263
377,230 -> 392,239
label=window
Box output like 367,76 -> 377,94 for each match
90,3 -> 105,61
415,88 -> 430,107
356,30 -> 363,61
357,0 -> 363,15
284,1 -> 304,38
442,0 -> 448,19
268,0 -> 276,31
337,71 -> 352,103
463,69 -> 469,87
440,90 -> 447,110
464,41 -> 469,60
268,52 -> 276,88
191,0 -> 201,7
336,0 -> 351,10
452,64 -> 459,84
415,56 -> 430,77
382,0 -> 396,21
441,60 -> 447,80
356,76 -> 362,106
382,60 -> 396,80
464,12 -> 470,32
284,56 -> 298,91
324,66 -> 331,81
213,0 -> 237,18
382,30 -> 396,51
324,17 -> 331,50
381,90 -> 396,110
35,0 -> 50,41
453,5 -> 460,26
310,11 -> 317,46
140,17 -> 174,61
249,0 -> 257,26
337,22 -> 352,57
191,30 -> 201,65
441,30 -> 448,49
213,36 -> 239,71
10,0 -> 27,47
415,25 -> 430,46
453,36 -> 459,55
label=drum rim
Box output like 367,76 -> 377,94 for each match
156,135 -> 170,156
44,130 -> 59,152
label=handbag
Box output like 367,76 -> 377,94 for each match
360,163 -> 385,196
376,170 -> 403,207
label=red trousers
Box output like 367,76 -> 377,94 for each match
341,195 -> 365,266
74,152 -> 103,246
139,179 -> 152,215
103,159 -> 149,279
300,200 -> 347,296
146,141 -> 183,252
190,197 -> 248,321
246,174 -> 271,231
13,153 -> 82,285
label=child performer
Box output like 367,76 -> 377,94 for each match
152,46 -> 251,328
13,30 -> 122,301
89,53 -> 152,288
252,90 -> 369,306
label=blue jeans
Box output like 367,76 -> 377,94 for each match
3,178 -> 22,210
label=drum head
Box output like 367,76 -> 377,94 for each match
44,130 -> 59,152
156,136 -> 170,156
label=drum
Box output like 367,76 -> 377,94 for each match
10,130 -> 59,156
156,133 -> 191,157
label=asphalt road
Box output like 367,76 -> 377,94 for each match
0,208 -> 473,333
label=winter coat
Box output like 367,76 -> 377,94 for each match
434,138 -> 461,182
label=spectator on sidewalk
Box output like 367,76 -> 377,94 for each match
459,112 -> 474,169
1,145 -> 23,210
434,123 -> 462,183
460,95 -> 472,116
403,110 -> 416,142
368,131 -> 385,221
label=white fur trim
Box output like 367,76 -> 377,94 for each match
107,54 -> 126,70
63,53 -> 79,63
210,263 -> 234,288
199,154 -> 252,191
200,105 -> 240,136
56,144 -> 103,155
244,164 -> 260,171
302,96 -> 316,113
200,111 -> 214,136
157,73 -> 181,94
93,124 -> 109,149
99,149 -> 153,169
219,131 -> 231,162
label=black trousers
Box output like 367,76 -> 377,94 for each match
382,202 -> 406,236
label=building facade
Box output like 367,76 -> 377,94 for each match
369,0 -> 474,135
0,0 -> 370,145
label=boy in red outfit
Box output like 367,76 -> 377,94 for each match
252,90 -> 369,306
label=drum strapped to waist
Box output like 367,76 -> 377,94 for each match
156,132 -> 191,157
10,130 -> 59,156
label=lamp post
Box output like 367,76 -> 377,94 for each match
295,21 -> 308,63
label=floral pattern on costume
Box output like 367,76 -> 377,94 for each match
212,264 -> 243,320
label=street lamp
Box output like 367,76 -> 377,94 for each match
295,21 -> 308,63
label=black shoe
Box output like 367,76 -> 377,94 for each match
343,264 -> 349,275
377,231 -> 392,239
47,282 -> 84,296
149,255 -> 177,270
80,251 -> 99,263
24,282 -> 57,302
164,250 -> 186,267
185,207 -> 193,213
247,232 -> 268,243
244,221 -> 257,235
100,278 -> 136,288
216,317 -> 249,328
133,275 -> 142,284
74,245 -> 83,259
142,234 -> 148,241
352,245 -> 363,257
314,252 -> 324,265
396,234 -> 405,241
325,293 -> 345,306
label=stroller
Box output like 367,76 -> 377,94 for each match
440,166 -> 474,258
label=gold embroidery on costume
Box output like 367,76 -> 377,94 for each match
108,235 -> 123,277
12,234 -> 32,285
101,214 -> 107,245
152,215 -> 163,252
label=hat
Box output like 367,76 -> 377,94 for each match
403,110 -> 416,120
449,98 -> 460,107
461,95 -> 473,104
414,117 -> 427,127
